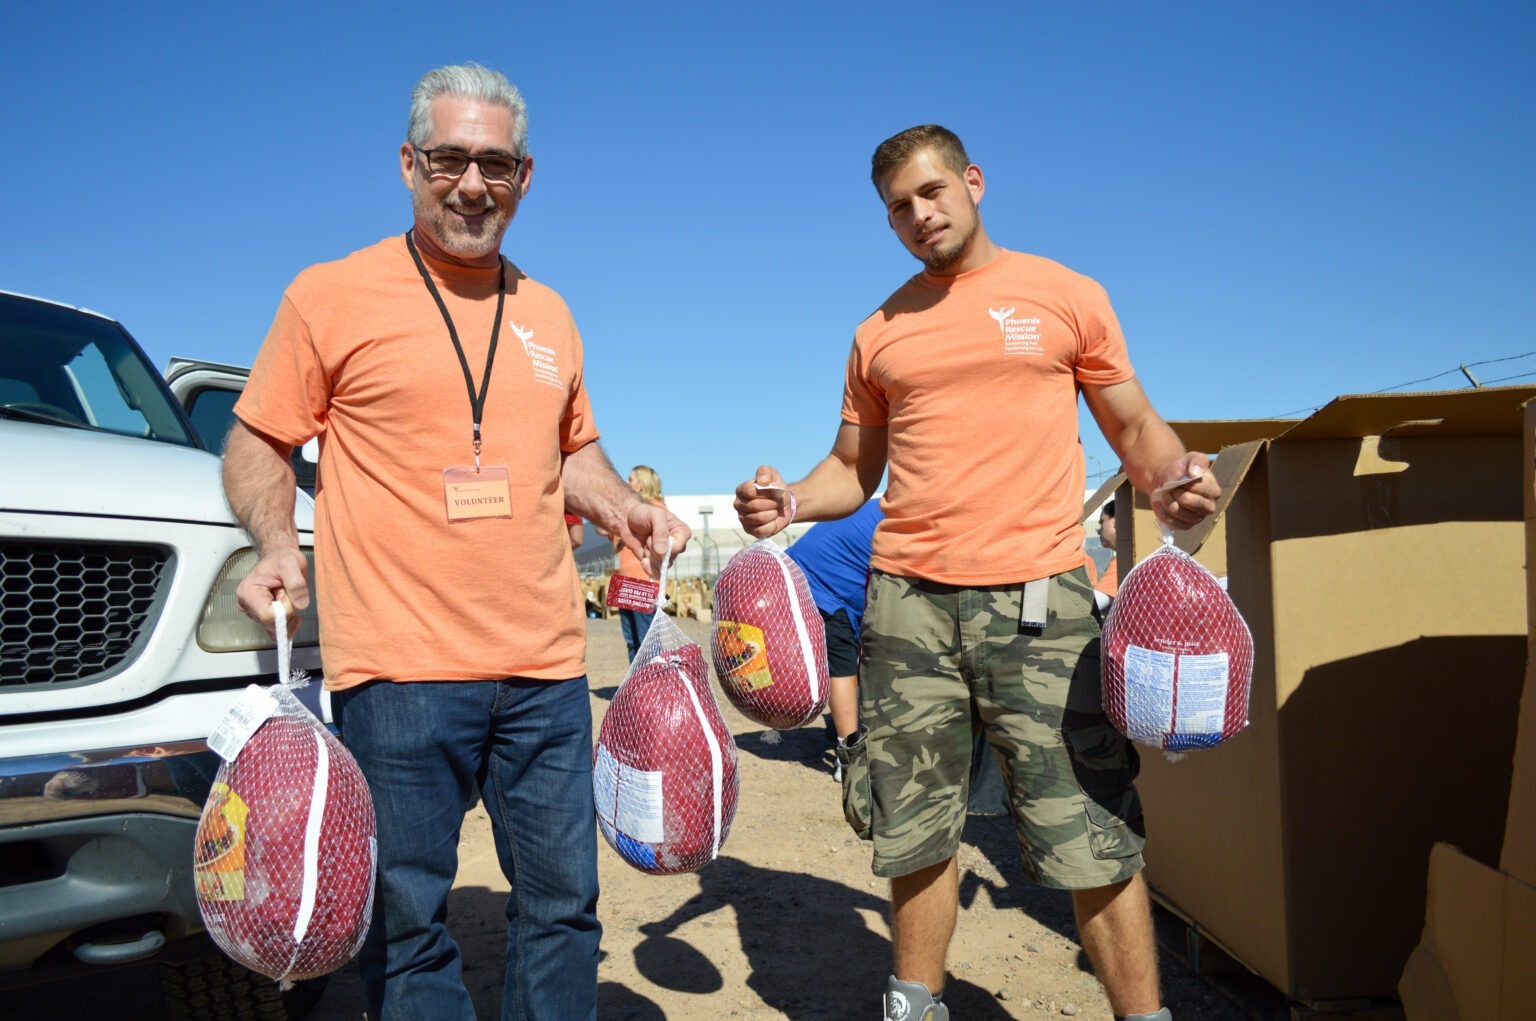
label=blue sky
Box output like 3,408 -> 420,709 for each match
5,2 -> 1532,495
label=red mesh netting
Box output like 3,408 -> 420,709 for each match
1101,543 -> 1254,752
594,613 -> 740,875
195,684 -> 376,981
710,539 -> 828,730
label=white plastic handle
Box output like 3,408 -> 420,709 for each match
654,535 -> 676,612
272,601 -> 293,684
1152,472 -> 1204,546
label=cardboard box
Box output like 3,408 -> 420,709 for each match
1398,844 -> 1536,1020
1500,398 -> 1536,887
1118,387 -> 1536,1001
1134,420 -> 1298,577
1398,399 -> 1536,1019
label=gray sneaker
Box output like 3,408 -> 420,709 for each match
1120,1010 -> 1173,1021
884,975 -> 948,1021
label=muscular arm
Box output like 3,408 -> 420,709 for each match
734,421 -> 887,536
561,440 -> 690,573
1082,377 -> 1220,529
222,419 -> 309,629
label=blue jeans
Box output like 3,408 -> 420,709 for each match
618,609 -> 655,662
332,677 -> 600,1021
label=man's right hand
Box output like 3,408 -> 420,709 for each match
733,466 -> 795,537
1150,454 -> 1221,531
235,545 -> 311,639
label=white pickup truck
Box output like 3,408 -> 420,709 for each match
0,290 -> 327,1018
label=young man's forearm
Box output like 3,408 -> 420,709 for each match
787,421 -> 888,522
784,454 -> 876,522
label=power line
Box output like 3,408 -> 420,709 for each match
1373,350 -> 1536,394
1479,370 -> 1536,386
1374,367 -> 1468,393
1467,351 -> 1536,369
1271,350 -> 1536,418
1270,401 -> 1326,418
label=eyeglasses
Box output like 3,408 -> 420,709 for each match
413,146 -> 524,182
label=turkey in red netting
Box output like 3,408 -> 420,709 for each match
195,684 -> 376,981
1101,543 -> 1253,752
711,538 -> 828,730
594,614 -> 739,875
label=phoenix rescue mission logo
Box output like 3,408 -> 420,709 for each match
987,306 -> 1044,357
510,320 -> 563,389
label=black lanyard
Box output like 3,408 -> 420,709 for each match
405,230 -> 507,467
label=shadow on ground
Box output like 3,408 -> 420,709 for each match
624,854 -> 1012,1019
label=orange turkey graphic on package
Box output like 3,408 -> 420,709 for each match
713,621 -> 773,695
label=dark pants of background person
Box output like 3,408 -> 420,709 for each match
619,608 -> 655,663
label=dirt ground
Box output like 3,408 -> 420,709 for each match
295,615 -> 1286,1021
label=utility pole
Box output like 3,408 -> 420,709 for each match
1460,364 -> 1483,387
698,505 -> 717,581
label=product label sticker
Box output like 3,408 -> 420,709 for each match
606,574 -> 661,612
208,684 -> 279,762
1122,644 -> 1176,742
593,745 -> 664,843
1172,652 -> 1230,735
194,781 -> 249,901
443,466 -> 513,521
714,620 -> 773,693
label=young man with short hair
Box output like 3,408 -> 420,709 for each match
734,124 -> 1218,1021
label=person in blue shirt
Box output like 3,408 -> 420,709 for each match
787,498 -> 1012,814
786,498 -> 884,775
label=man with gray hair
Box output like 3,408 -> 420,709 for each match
223,63 -> 689,1018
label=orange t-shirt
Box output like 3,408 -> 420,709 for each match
842,250 -> 1134,585
1095,556 -> 1119,598
235,235 -> 599,689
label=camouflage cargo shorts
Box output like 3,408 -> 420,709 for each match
852,567 -> 1146,889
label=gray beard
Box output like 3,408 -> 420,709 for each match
431,218 -> 505,260
414,194 -> 508,261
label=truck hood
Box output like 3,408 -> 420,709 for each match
0,420 -> 311,526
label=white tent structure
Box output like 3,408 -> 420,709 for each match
575,486 -> 1115,579
573,494 -> 815,581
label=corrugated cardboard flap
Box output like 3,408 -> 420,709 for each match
1171,438 -> 1265,556
1504,397 -> 1536,886
1079,471 -> 1128,524
1400,843 -> 1536,1021
1277,386 -> 1536,442
1168,418 -> 1298,453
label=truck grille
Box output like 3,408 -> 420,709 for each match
0,541 -> 172,687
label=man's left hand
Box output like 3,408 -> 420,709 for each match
1151,453 -> 1221,530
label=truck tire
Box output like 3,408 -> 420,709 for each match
159,953 -> 329,1021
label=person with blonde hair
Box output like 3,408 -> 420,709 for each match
608,465 -> 667,660
629,464 -> 663,504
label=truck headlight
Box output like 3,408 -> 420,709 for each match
198,548 -> 322,651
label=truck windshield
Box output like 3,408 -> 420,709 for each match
0,294 -> 197,448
